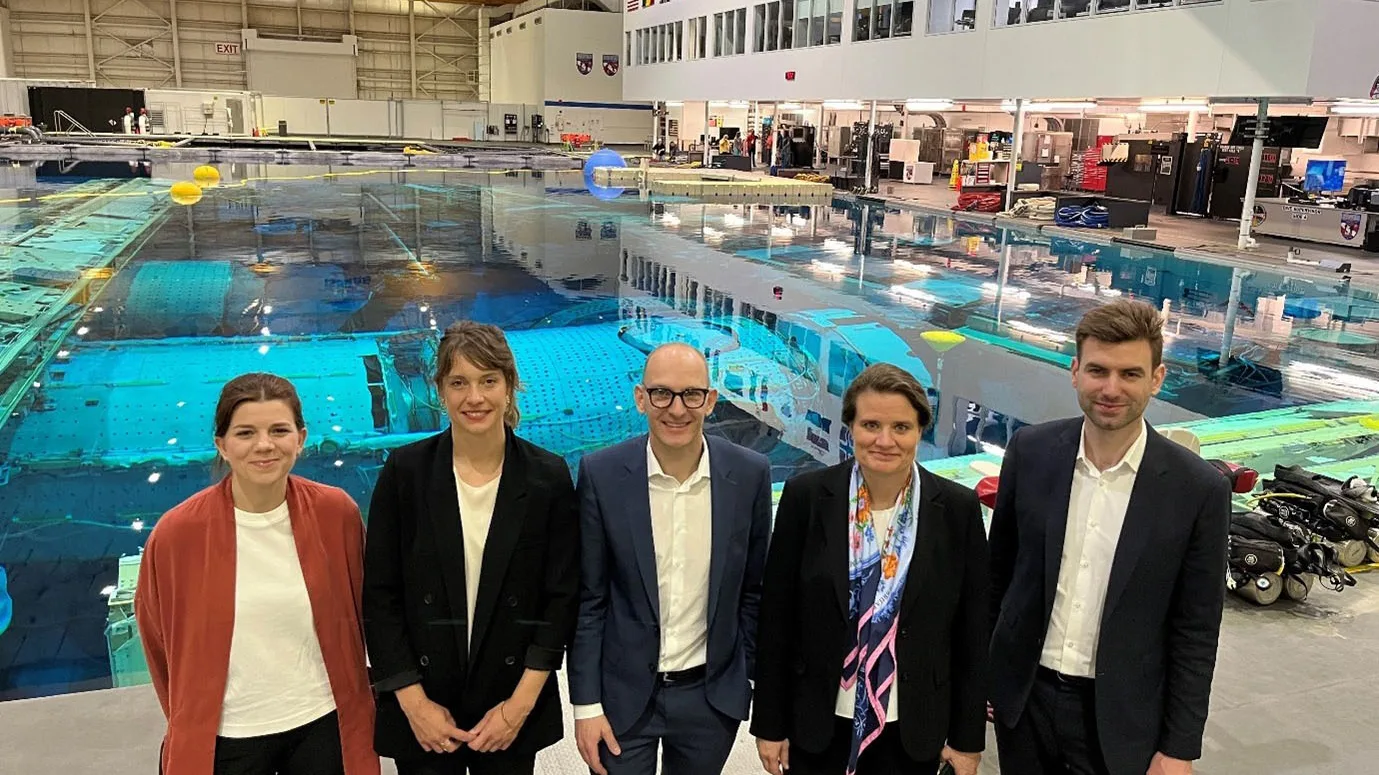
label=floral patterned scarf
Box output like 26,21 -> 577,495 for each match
840,459 -> 920,775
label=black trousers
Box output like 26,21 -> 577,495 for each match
788,716 -> 940,775
995,667 -> 1111,775
212,710 -> 344,775
393,748 -> 535,775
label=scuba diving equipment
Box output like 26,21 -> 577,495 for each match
1260,465 -> 1379,566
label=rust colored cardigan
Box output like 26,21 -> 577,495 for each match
135,475 -> 380,775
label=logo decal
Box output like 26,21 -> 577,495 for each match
1341,211 -> 1362,241
576,53 -> 593,76
603,54 -> 620,77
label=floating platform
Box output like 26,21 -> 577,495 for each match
594,166 -> 835,201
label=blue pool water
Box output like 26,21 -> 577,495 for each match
2,161 -> 1379,700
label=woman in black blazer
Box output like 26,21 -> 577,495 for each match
751,363 -> 990,775
363,321 -> 579,775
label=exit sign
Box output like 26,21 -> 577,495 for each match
785,71 -> 796,81
215,42 -> 242,55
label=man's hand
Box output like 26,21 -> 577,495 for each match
941,746 -> 981,775
396,686 -> 472,754
1147,752 -> 1193,775
575,715 -> 621,775
756,738 -> 790,775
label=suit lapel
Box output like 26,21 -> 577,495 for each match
469,431 -> 530,661
820,464 -> 852,618
624,440 -> 661,620
1101,430 -> 1170,623
899,467 -> 943,619
426,432 -> 471,665
1043,421 -> 1081,617
706,437 -> 736,628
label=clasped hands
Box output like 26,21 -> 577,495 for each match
400,688 -> 530,755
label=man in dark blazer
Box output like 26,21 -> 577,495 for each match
570,343 -> 773,775
989,299 -> 1231,775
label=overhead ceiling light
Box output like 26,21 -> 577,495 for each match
777,102 -> 803,110
664,100 -> 684,107
1330,102 -> 1379,115
1004,100 -> 1097,113
1139,101 -> 1210,113
905,99 -> 953,111
824,100 -> 864,110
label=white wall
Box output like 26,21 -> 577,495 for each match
542,9 -> 624,104
622,0 -> 1325,101
0,9 -> 15,79
145,89 -> 253,135
243,30 -> 359,100
1306,0 -> 1379,99
490,14 -> 546,105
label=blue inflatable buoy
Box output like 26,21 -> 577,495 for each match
583,148 -> 627,201
0,565 -> 12,639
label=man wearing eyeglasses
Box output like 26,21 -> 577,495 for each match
570,342 -> 773,775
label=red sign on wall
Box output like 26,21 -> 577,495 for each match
215,42 -> 242,55
785,71 -> 796,81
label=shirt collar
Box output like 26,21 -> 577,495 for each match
1077,417 -> 1148,474
646,437 -> 712,485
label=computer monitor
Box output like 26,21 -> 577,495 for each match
1304,159 -> 1347,193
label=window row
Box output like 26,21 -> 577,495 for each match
991,0 -> 1218,27
631,16 -> 708,66
752,0 -> 846,52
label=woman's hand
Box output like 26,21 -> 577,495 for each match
941,745 -> 981,775
396,686 -> 471,754
756,738 -> 790,775
467,699 -> 530,753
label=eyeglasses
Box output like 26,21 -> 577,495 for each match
643,386 -> 711,409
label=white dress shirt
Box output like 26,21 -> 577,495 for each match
220,502 -> 336,737
574,439 -> 714,721
455,468 -> 501,643
834,504 -> 901,721
1040,418 -> 1148,678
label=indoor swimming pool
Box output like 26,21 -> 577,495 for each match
2,160 -> 1379,701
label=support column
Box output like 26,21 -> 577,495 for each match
651,102 -> 659,155
702,102 -> 711,167
169,0 -> 183,87
83,0 -> 97,82
1237,98 -> 1269,250
409,0 -> 418,98
1005,98 -> 1026,211
1220,267 -> 1244,365
347,0 -> 354,36
1184,108 -> 1199,141
241,0 -> 249,29
864,100 -> 878,192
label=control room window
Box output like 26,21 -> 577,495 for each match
781,0 -> 795,48
929,0 -> 977,32
827,0 -> 843,43
676,20 -> 684,60
1059,0 -> 1090,18
811,0 -> 826,45
714,12 -> 724,56
766,1 -> 781,50
796,0 -> 811,48
1024,0 -> 1053,22
874,0 -> 893,38
854,0 -> 872,40
735,8 -> 747,53
993,0 -> 1022,25
1096,0 -> 1131,12
894,0 -> 914,36
755,4 -> 768,51
1136,0 -> 1174,8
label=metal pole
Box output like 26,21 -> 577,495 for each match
82,0 -> 97,82
1237,98 -> 1269,250
409,0 -> 418,98
864,100 -> 878,192
169,0 -> 183,87
1005,98 -> 1026,212
241,0 -> 248,29
1220,268 -> 1244,366
703,102 -> 711,167
348,0 -> 356,35
651,102 -> 659,156
296,0 -> 303,37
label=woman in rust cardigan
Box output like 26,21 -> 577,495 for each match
135,373 -> 379,775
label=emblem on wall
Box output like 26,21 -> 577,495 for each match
576,53 -> 594,76
603,54 -> 620,77
1371,75 -> 1379,99
1341,211 -> 1362,241
1251,205 -> 1267,228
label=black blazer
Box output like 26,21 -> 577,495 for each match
750,461 -> 990,762
988,419 -> 1230,774
362,428 -> 580,761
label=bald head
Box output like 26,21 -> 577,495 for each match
643,342 -> 710,385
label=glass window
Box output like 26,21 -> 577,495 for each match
714,12 -> 724,56
855,0 -> 872,40
625,31 -> 632,65
767,2 -> 781,50
875,0 -> 892,39
676,21 -> 683,60
725,10 -> 736,55
1059,0 -> 1090,17
698,16 -> 708,58
1025,0 -> 1053,22
735,9 -> 747,54
994,0 -> 1022,25
812,0 -> 826,45
827,0 -> 843,43
755,4 -> 768,51
796,0 -> 811,48
929,0 -> 978,32
781,0 -> 795,48
1136,0 -> 1175,7
895,0 -> 914,36
1096,0 -> 1131,12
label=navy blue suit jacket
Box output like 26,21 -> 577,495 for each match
569,434 -> 773,735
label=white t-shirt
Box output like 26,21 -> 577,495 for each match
835,504 -> 902,721
456,469 -> 501,643
219,501 -> 337,737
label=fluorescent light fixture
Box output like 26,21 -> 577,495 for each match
664,100 -> 684,107
777,102 -> 803,110
1330,103 -> 1379,115
709,100 -> 750,108
824,100 -> 864,110
905,100 -> 953,111
1139,101 -> 1209,113
1004,101 -> 1097,113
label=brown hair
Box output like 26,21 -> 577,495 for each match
842,363 -> 933,431
1074,299 -> 1164,368
212,373 -> 304,477
434,320 -> 522,428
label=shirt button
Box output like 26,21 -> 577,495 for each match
1081,560 -> 1090,568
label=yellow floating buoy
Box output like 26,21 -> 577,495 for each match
1359,414 -> 1379,431
169,181 -> 203,206
192,165 -> 221,186
921,330 -> 967,353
